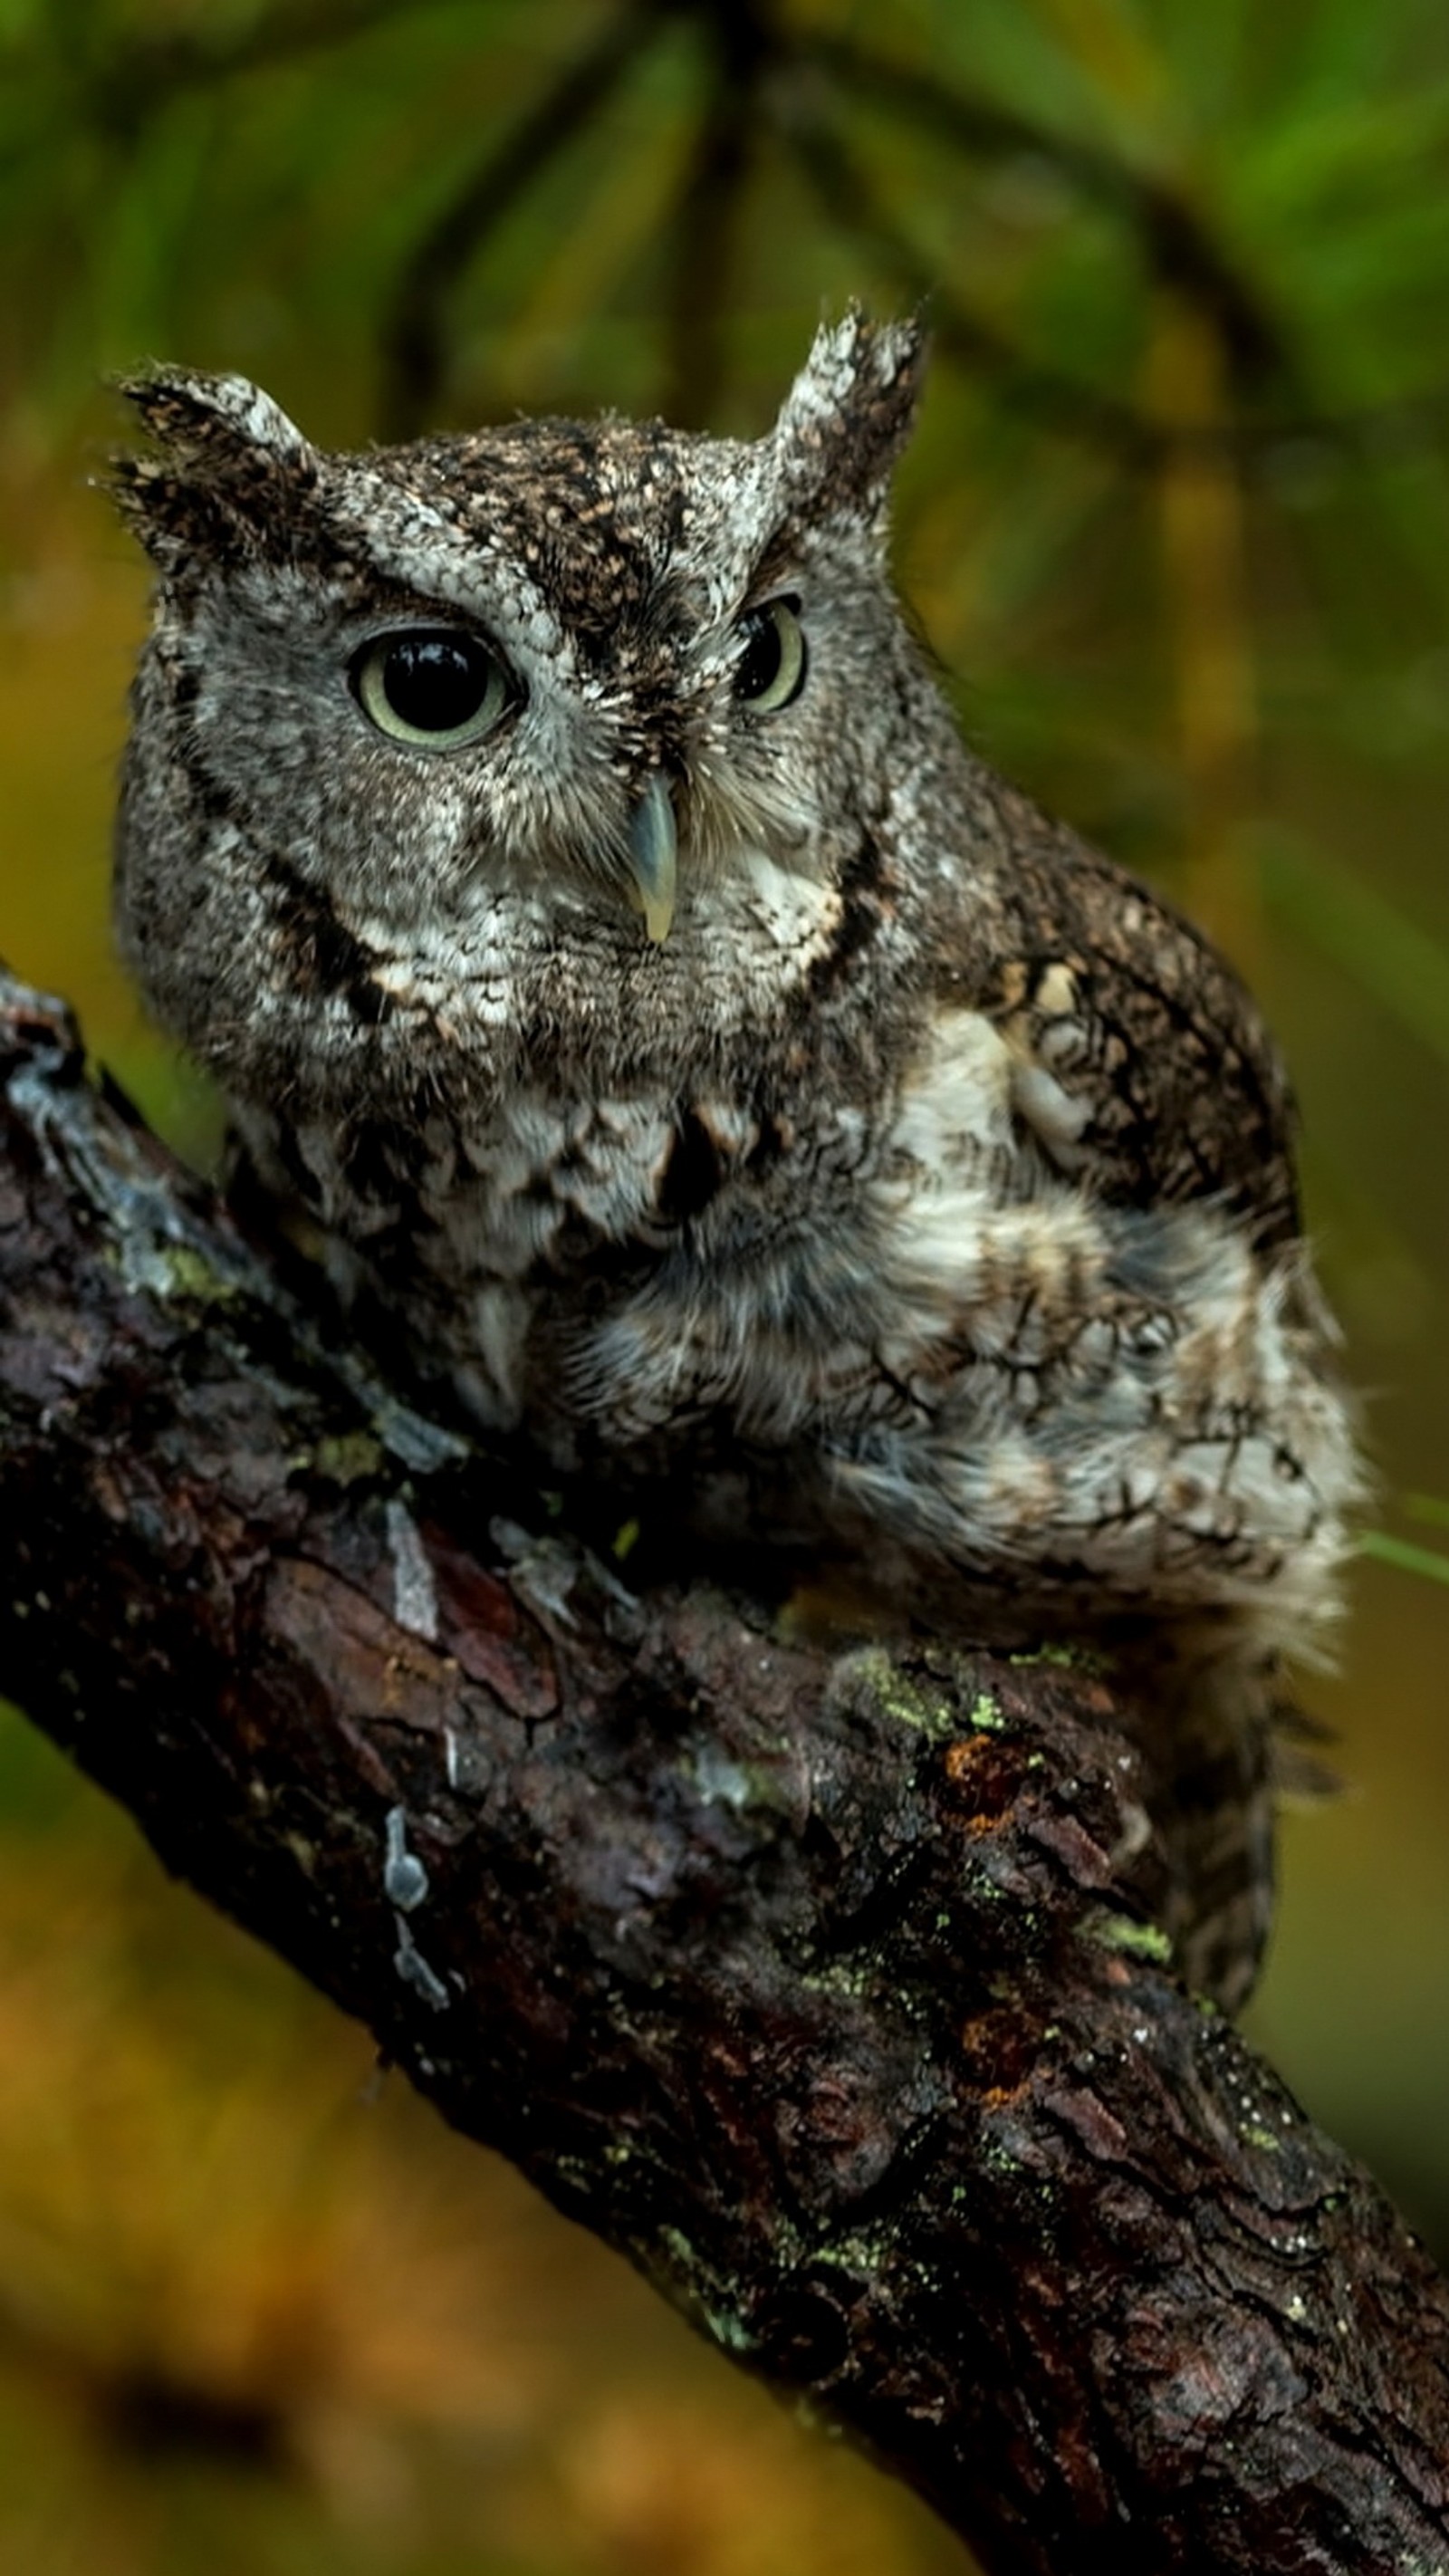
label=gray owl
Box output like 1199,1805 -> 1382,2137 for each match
110,312 -> 1361,2007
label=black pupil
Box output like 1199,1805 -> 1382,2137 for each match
382,634 -> 491,731
735,610 -> 782,700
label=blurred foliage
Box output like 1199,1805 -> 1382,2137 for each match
5,1 -> 1449,2570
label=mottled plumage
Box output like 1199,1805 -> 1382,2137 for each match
111,314 -> 1362,2006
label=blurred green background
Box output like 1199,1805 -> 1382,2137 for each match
5,1 -> 1449,2568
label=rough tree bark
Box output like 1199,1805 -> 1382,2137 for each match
0,963 -> 1446,2573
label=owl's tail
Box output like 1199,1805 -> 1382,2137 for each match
1116,1617 -> 1326,2014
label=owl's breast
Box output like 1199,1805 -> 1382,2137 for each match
237,1078 -> 828,1444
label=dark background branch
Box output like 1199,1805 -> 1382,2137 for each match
779,100 -> 1156,463
11,0 -> 1445,467
660,0 -> 777,428
50,0 -> 420,141
378,5 -> 658,438
806,34 -> 1285,393
2,966 -> 1447,2573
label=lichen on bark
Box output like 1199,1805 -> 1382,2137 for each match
1,964 -> 1447,2576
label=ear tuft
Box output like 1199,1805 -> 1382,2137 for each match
771,308 -> 926,517
116,367 -> 313,471
106,368 -> 316,570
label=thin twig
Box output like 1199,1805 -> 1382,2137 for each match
60,0 -> 420,140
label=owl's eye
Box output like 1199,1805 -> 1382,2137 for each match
352,630 -> 512,747
733,599 -> 807,711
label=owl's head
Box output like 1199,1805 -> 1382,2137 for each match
112,312 -> 936,1116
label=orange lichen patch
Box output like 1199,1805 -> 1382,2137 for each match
958,2005 -> 1039,2101
942,1735 -> 1023,1829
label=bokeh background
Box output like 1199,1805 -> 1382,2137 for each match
5,2 -> 1449,2569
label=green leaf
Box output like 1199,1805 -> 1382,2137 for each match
1359,1529 -> 1449,1588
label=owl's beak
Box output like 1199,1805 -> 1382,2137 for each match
626,774 -> 677,944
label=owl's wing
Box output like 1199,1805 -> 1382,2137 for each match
950,789 -> 1300,1253
926,796 -> 1304,2013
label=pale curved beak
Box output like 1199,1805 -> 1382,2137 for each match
626,774 -> 677,944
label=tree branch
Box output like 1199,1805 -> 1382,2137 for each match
1,963 -> 1447,2573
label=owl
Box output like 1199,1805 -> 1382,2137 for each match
110,312 -> 1362,2007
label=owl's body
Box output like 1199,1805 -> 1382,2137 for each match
112,316 -> 1361,2004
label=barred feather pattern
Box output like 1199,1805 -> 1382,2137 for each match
111,313 -> 1363,2009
